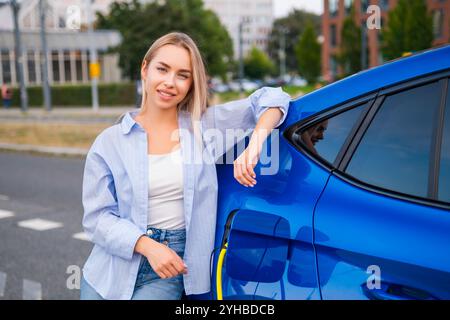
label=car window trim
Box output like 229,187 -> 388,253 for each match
284,93 -> 377,172
429,78 -> 448,199
333,99 -> 376,168
331,170 -> 450,211
379,69 -> 450,96
338,95 -> 385,172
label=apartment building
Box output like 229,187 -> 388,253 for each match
322,0 -> 450,81
203,0 -> 274,59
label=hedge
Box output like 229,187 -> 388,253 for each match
10,83 -> 137,107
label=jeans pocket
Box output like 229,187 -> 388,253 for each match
136,257 -> 158,288
168,241 -> 185,257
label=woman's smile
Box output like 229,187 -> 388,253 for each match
157,89 -> 177,101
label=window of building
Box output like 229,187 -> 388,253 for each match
296,103 -> 368,165
361,0 -> 370,13
64,51 -> 72,82
346,81 -> 443,199
330,24 -> 337,47
379,0 -> 389,11
86,51 -> 92,80
330,56 -> 338,79
1,50 -> 12,84
51,51 -> 60,82
344,0 -> 354,15
438,83 -> 450,202
433,9 -> 444,39
75,50 -> 83,82
27,51 -> 36,83
329,0 -> 339,17
361,21 -> 369,69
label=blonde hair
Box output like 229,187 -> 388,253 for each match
140,32 -> 208,136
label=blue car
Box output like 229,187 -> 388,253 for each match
212,45 -> 450,300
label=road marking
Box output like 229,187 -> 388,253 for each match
72,232 -> 90,242
23,279 -> 42,300
18,218 -> 63,231
0,272 -> 6,297
0,209 -> 15,219
0,194 -> 10,201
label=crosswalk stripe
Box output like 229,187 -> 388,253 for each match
72,232 -> 90,242
0,271 -> 6,297
0,194 -> 10,201
18,218 -> 63,231
23,279 -> 42,300
0,209 -> 15,219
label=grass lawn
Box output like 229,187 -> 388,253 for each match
0,85 -> 317,150
0,123 -> 110,149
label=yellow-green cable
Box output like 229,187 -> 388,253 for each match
216,243 -> 228,300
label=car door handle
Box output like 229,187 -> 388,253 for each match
362,283 -> 438,300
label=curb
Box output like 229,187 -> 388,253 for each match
0,143 -> 88,158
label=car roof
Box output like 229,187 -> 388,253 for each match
285,45 -> 450,127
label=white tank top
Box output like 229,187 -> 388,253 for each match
147,147 -> 185,230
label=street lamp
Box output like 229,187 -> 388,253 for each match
238,16 -> 250,94
39,0 -> 51,111
86,0 -> 99,112
9,0 -> 28,112
278,27 -> 288,80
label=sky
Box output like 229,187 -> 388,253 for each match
273,0 -> 324,18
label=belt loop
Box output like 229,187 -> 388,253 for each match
160,229 -> 167,242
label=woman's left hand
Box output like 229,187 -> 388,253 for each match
233,142 -> 261,187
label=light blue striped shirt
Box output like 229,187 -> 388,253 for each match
81,87 -> 291,299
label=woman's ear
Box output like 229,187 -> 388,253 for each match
141,60 -> 148,81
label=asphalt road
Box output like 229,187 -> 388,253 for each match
0,151 -> 92,300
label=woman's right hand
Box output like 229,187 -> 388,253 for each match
135,236 -> 187,279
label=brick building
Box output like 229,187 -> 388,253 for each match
322,0 -> 450,81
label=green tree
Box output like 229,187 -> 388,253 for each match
294,22 -> 321,84
268,9 -> 321,74
96,0 -> 233,80
381,0 -> 433,60
243,47 -> 275,80
337,6 -> 362,76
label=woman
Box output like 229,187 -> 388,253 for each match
80,32 -> 291,300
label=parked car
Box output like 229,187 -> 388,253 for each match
289,76 -> 307,87
212,45 -> 450,300
226,79 -> 261,92
212,83 -> 230,93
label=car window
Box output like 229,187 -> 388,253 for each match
438,83 -> 450,202
346,81 -> 442,199
296,103 -> 367,165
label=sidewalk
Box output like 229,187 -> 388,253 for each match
0,106 -> 133,124
0,106 -> 135,157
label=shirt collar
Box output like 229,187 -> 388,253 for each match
120,109 -> 191,135
120,109 -> 141,135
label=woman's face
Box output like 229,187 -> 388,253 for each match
141,44 -> 193,111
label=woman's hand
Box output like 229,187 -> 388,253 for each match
234,142 -> 260,187
135,236 -> 187,279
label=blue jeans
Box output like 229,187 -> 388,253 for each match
80,227 -> 186,300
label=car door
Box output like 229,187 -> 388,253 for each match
313,75 -> 450,299
212,101 -> 333,300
